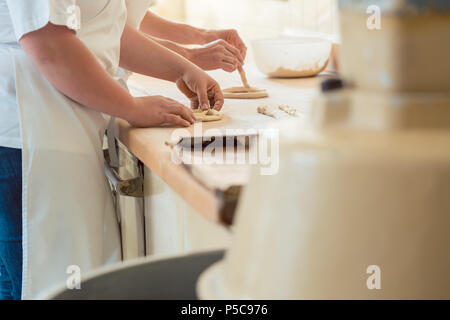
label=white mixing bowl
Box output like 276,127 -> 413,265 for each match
252,38 -> 332,78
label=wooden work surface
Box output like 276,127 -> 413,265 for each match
118,63 -> 327,224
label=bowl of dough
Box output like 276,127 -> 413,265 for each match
252,37 -> 332,78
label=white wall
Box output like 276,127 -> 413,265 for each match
184,0 -> 339,39
152,0 -> 186,21
152,0 -> 339,38
152,0 -> 339,61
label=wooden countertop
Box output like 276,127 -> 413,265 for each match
118,64 -> 328,224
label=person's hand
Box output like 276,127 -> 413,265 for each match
128,96 -> 196,128
206,29 -> 247,62
187,39 -> 244,72
176,65 -> 224,111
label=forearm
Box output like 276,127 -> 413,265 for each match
147,35 -> 190,59
139,11 -> 210,45
119,24 -> 197,82
20,24 -> 135,121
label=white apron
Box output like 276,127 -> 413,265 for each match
12,0 -> 127,299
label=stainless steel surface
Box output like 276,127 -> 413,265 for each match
104,149 -> 144,198
104,141 -> 146,260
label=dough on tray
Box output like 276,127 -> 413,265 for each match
193,108 -> 223,122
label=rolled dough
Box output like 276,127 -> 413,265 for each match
193,109 -> 223,122
268,60 -> 329,78
223,86 -> 269,99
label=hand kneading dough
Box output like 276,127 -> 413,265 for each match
223,86 -> 269,99
193,109 -> 223,122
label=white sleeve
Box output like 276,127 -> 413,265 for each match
6,0 -> 77,41
125,0 -> 152,29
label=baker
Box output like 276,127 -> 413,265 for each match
0,0 -> 246,300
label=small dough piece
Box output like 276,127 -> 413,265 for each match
258,105 -> 298,119
193,109 -> 223,122
223,86 -> 269,99
279,105 -> 298,117
257,106 -> 279,119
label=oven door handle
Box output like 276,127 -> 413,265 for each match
104,150 -> 144,198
